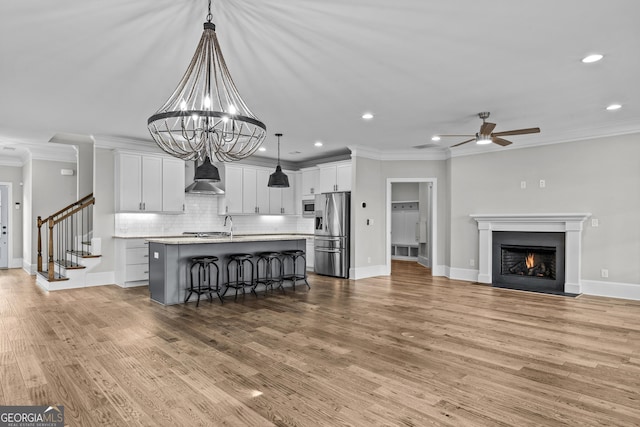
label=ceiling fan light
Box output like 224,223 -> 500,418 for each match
582,54 -> 603,63
476,136 -> 492,145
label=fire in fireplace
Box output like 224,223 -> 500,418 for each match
501,245 -> 556,279
492,232 -> 565,293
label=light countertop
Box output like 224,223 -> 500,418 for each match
143,234 -> 313,245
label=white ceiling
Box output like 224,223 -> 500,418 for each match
1,0 -> 639,164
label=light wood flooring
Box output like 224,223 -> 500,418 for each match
1,261 -> 640,426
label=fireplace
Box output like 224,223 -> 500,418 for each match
471,213 -> 590,295
492,231 -> 565,293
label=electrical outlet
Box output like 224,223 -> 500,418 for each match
470,259 -> 475,267
539,179 -> 546,188
592,218 -> 599,227
601,269 -> 609,278
520,181 -> 526,189
153,252 -> 159,259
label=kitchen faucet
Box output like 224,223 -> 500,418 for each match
224,215 -> 233,238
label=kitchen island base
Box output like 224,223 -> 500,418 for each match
148,238 -> 306,305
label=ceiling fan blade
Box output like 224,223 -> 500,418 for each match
435,134 -> 475,137
480,122 -> 496,135
451,138 -> 475,148
492,137 -> 513,146
492,127 -> 540,137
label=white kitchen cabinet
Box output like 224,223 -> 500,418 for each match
220,164 -> 297,215
318,161 -> 351,193
300,167 -> 319,197
219,164 -> 243,214
242,167 -> 270,214
116,153 -> 163,212
114,238 -> 149,287
268,175 -> 295,214
162,157 -> 185,213
305,238 -> 314,269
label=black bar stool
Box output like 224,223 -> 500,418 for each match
254,251 -> 283,295
185,256 -> 222,307
281,249 -> 310,291
223,253 -> 256,301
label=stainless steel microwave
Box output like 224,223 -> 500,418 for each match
302,199 -> 315,217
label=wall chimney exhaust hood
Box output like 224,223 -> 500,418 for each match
185,157 -> 225,195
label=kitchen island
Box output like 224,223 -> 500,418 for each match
147,235 -> 308,305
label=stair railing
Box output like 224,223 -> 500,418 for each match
37,193 -> 95,281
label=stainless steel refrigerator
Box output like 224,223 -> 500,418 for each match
314,192 -> 350,278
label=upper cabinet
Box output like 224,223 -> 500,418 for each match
161,157 -> 186,213
318,161 -> 352,193
300,167 -> 320,197
219,164 -> 297,215
115,152 -> 185,213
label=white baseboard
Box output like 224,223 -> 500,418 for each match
23,261 -> 36,275
350,264 -> 387,280
581,280 -> 640,301
432,264 -> 446,277
448,267 -> 480,282
417,256 -> 430,268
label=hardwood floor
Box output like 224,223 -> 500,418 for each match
1,262 -> 640,426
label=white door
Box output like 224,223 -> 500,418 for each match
162,158 -> 185,212
0,185 -> 8,268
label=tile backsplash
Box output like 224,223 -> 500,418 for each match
115,193 -> 314,236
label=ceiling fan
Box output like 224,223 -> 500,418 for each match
440,112 -> 540,148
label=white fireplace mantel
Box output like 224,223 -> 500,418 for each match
470,213 -> 591,294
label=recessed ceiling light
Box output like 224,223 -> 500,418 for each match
362,113 -> 374,120
314,141 -> 323,147
431,136 -> 441,141
606,104 -> 622,110
258,147 -> 266,152
582,54 -> 604,63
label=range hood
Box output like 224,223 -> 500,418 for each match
185,157 -> 225,195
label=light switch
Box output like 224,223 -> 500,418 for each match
591,218 -> 599,227
154,252 -> 159,259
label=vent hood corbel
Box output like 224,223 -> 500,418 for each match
185,157 -> 225,195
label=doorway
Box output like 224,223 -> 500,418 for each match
385,178 -> 437,276
0,184 -> 10,269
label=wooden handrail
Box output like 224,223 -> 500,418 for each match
51,198 -> 95,226
40,193 -> 94,224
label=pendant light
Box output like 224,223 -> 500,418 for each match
268,133 -> 289,188
147,0 -> 266,162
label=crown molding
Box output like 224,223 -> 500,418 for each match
92,134 -> 165,154
349,145 -> 449,161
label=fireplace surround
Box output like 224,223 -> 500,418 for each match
471,213 -> 591,294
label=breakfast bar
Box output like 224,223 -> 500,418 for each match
147,234 -> 307,305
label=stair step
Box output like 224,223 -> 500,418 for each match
37,270 -> 69,282
66,250 -> 101,258
55,259 -> 86,270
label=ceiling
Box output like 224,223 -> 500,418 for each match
1,0 -> 639,164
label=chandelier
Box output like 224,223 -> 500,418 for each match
147,0 -> 266,162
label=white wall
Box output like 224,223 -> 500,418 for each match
30,159 -> 77,272
0,166 -> 23,266
352,156 -> 448,275
449,133 -> 640,288
92,147 -> 115,272
391,182 -> 419,201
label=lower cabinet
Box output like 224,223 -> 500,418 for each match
306,238 -> 314,270
115,239 -> 149,287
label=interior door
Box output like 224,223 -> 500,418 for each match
0,185 -> 8,268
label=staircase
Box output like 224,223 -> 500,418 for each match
36,194 -> 102,291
